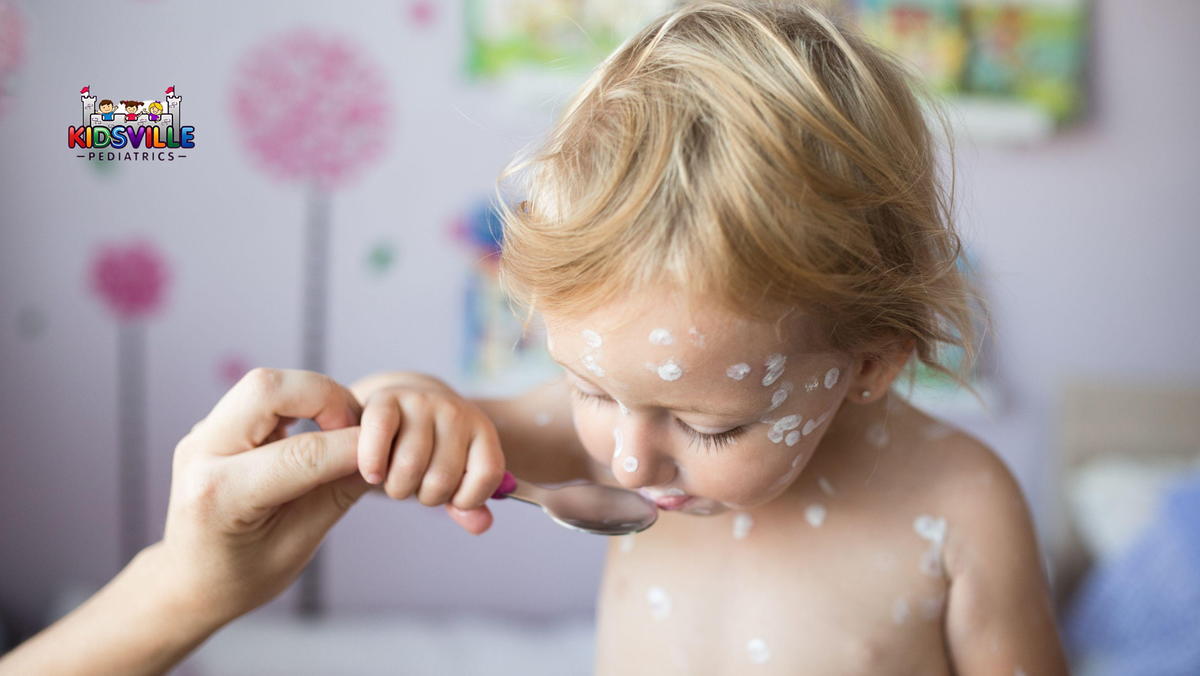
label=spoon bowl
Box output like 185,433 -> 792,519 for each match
492,472 -> 658,535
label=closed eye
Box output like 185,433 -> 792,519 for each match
569,386 -> 746,452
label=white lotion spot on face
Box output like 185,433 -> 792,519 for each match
647,586 -> 671,621
688,327 -> 706,347
785,430 -> 800,447
823,366 -> 840,389
648,328 -> 674,345
767,415 -> 802,443
746,638 -> 771,664
581,329 -> 602,348
533,411 -> 551,427
818,476 -> 836,496
891,597 -> 910,625
617,400 -> 631,416
762,353 -> 787,387
656,359 -> 684,382
622,455 -> 639,473
804,376 -> 819,392
620,534 -> 635,553
726,363 -> 751,380
732,512 -> 753,540
582,353 -> 606,378
802,410 -> 832,436
767,381 -> 793,412
612,427 -> 623,458
805,503 -> 827,527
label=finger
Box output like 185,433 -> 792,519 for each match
358,395 -> 401,484
445,504 -> 494,535
450,427 -> 506,510
224,426 -> 361,510
383,402 -> 434,501
195,368 -> 362,455
417,407 -> 470,506
273,472 -> 375,558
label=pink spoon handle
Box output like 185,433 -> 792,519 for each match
491,471 -> 518,499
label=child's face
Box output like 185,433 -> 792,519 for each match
543,287 -> 854,516
99,102 -> 113,113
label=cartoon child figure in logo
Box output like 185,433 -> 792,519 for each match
146,101 -> 163,122
98,99 -> 116,121
120,100 -> 142,121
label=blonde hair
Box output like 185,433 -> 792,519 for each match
148,101 -> 163,114
495,0 -> 987,386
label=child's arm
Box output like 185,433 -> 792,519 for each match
942,445 -> 1070,675
349,371 -> 596,486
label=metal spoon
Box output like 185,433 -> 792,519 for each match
491,471 -> 658,535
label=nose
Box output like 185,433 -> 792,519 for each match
610,419 -> 677,490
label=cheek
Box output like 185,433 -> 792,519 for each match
569,400 -> 614,464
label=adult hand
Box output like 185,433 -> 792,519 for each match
159,367 -> 369,627
0,368 -> 371,676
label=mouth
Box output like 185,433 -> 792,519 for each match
638,487 -> 694,511
654,495 -> 694,510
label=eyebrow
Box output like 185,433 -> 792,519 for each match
551,355 -> 761,420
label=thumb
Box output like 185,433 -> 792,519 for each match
274,471 -> 374,545
445,504 -> 494,535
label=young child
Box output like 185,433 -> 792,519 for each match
350,2 -> 1068,673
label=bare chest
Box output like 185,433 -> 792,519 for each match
594,506 -> 953,675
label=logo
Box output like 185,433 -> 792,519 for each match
69,84 -> 194,162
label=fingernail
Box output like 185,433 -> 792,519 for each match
366,472 -> 383,484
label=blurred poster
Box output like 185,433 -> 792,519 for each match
854,0 -> 1088,142
465,0 -> 676,80
449,199 -> 558,396
463,0 -> 677,117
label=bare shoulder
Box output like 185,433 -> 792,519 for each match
889,404 -> 1069,673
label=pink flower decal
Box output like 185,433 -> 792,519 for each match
230,29 -> 391,190
216,353 -> 252,386
88,240 -> 170,320
0,1 -> 26,117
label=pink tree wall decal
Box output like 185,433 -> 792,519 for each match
88,239 -> 171,567
230,29 -> 392,616
0,0 -> 26,118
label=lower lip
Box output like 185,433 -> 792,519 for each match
654,495 -> 694,510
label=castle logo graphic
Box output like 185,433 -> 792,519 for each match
69,85 -> 195,162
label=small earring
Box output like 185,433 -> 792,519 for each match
862,389 -> 871,399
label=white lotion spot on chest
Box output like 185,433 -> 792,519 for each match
622,455 -> 639,473
818,476 -> 836,496
648,328 -> 674,345
647,586 -> 672,621
732,512 -> 754,540
746,638 -> 771,664
890,597 -> 910,624
805,503 -> 827,527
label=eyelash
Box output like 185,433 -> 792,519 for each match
568,386 -> 747,452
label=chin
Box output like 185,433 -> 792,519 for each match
678,497 -> 729,516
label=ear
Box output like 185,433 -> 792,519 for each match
846,336 -> 915,404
